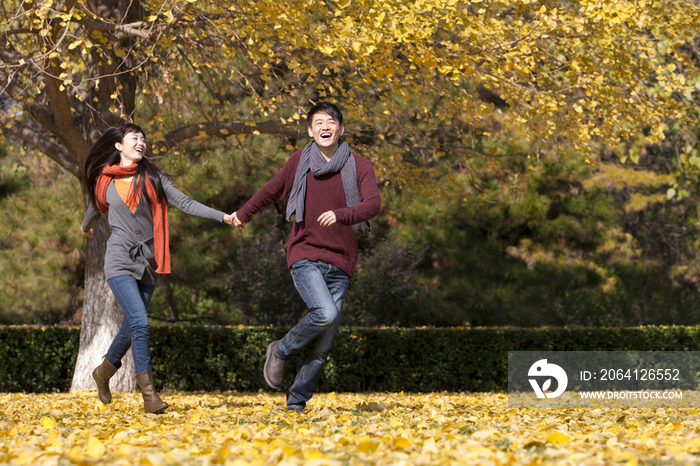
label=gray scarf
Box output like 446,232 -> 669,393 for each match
286,140 -> 372,235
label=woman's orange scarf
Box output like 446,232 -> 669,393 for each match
96,163 -> 170,274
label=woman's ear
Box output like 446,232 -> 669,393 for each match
114,141 -> 122,152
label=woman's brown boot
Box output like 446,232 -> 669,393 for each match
92,358 -> 118,404
135,371 -> 168,413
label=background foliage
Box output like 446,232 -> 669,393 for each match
4,325 -> 700,393
3,129 -> 700,328
1,0 -> 700,328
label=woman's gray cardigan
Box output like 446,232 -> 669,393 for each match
82,174 -> 225,285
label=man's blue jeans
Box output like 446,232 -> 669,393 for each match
276,260 -> 350,408
105,274 -> 155,375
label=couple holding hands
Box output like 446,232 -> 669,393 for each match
81,102 -> 381,414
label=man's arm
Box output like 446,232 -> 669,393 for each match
330,156 -> 381,227
234,150 -> 301,226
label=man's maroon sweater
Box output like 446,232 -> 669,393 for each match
236,149 -> 381,277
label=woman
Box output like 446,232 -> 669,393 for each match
82,123 -> 233,413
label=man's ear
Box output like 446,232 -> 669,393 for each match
339,125 -> 345,136
307,126 -> 313,138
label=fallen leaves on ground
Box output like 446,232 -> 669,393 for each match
1,390 -> 700,465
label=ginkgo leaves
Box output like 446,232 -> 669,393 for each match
1,0 -> 699,200
2,391 -> 700,465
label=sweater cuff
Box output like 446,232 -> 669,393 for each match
333,208 -> 350,225
237,209 -> 252,223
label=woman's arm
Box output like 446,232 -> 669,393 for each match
81,201 -> 102,238
160,174 -> 227,223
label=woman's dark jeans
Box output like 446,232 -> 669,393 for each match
105,274 -> 155,375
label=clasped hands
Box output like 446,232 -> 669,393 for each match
222,212 -> 245,229
223,211 -> 337,228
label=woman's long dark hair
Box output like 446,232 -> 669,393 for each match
83,123 -> 166,207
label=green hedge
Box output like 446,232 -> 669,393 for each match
2,325 -> 700,393
0,326 -> 80,392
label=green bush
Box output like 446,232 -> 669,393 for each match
344,238 -> 430,327
0,326 -> 79,392
2,325 -> 700,393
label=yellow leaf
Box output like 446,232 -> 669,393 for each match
143,453 -> 167,465
0,421 -> 18,436
41,416 -> 55,428
357,440 -> 379,453
394,436 -> 411,449
421,437 -> 438,454
86,437 -> 106,458
663,422 -> 681,431
546,432 -> 570,444
617,451 -> 637,461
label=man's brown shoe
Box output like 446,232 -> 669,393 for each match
264,341 -> 285,390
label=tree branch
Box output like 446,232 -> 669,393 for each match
3,28 -> 37,36
0,110 -> 81,178
156,119 -> 303,154
77,15 -> 150,39
0,32 -> 38,72
40,55 -> 91,161
75,7 -> 222,41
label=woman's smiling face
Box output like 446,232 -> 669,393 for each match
116,131 -> 147,167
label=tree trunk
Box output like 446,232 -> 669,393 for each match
71,214 -> 136,391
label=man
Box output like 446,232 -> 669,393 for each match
232,102 -> 381,412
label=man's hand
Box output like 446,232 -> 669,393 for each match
223,213 -> 235,225
82,228 -> 94,238
317,211 -> 337,227
232,212 -> 247,229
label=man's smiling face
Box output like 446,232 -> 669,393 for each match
308,111 -> 344,157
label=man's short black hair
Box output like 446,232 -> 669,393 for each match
307,102 -> 343,127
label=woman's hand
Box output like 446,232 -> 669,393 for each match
82,228 -> 94,238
